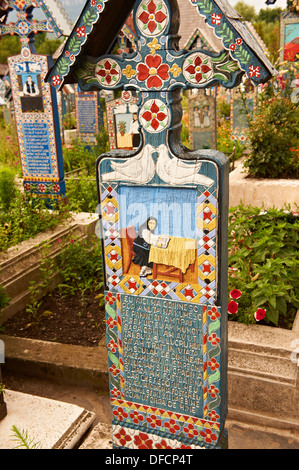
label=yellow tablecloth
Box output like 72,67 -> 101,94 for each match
149,237 -> 197,274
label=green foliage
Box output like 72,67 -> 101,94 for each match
244,73 -> 299,179
62,112 -> 76,130
63,127 -> 109,175
0,123 -> 21,171
0,36 -> 21,62
0,191 -> 69,253
0,285 -> 10,314
0,166 -> 17,211
11,425 -> 41,449
234,1 -> 257,21
56,235 -> 103,300
66,174 -> 98,213
228,204 -> 299,328
34,32 -> 62,56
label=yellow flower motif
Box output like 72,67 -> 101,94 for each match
122,65 -> 136,79
148,37 -> 161,55
170,63 -> 182,78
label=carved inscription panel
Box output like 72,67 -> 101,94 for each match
121,295 -> 203,416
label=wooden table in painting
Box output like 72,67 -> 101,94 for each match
149,237 -> 196,282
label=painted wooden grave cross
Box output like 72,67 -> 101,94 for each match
1,0 -> 71,201
47,0 -> 275,449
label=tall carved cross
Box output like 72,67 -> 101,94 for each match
47,0 -> 275,450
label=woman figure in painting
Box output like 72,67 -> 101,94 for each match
132,217 -> 159,277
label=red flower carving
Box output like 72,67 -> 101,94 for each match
183,423 -> 199,439
134,432 -> 153,449
141,100 -> 167,130
164,419 -> 180,434
138,0 -> 167,34
115,428 -> 132,447
97,60 -> 119,85
137,54 -> 169,89
76,25 -> 86,38
146,414 -> 162,429
185,55 -> 211,83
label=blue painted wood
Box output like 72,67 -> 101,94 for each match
46,0 -> 276,450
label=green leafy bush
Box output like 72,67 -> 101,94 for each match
244,72 -> 299,179
228,204 -> 299,328
66,174 -> 98,213
0,166 -> 17,210
0,191 -> 69,253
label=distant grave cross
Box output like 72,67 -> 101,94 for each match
0,0 -> 53,55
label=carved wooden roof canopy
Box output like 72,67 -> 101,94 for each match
46,0 -> 276,91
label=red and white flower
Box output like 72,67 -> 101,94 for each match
96,59 -> 121,86
137,0 -> 167,36
76,25 -> 86,38
230,289 -> 242,300
38,183 -> 46,193
228,300 -> 239,314
24,183 -> 31,191
52,184 -> 60,193
183,53 -> 213,84
52,75 -> 61,87
249,65 -> 261,78
137,54 -> 169,89
114,428 -> 132,447
254,308 -> 266,321
140,98 -> 169,132
134,432 -> 153,449
211,13 -> 222,25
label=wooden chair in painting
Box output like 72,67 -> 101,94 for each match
123,226 -> 136,274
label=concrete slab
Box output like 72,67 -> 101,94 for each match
0,389 -> 95,449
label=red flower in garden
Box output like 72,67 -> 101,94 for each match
134,432 -> 153,449
230,289 -> 242,300
138,0 -> 167,33
141,100 -> 167,130
115,428 -> 132,447
228,300 -> 239,314
137,54 -> 169,89
185,55 -> 211,83
97,60 -> 119,85
254,308 -> 266,321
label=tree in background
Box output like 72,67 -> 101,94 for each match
234,1 -> 285,58
0,32 -> 62,64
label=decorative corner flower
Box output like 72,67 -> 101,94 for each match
137,54 -> 169,89
254,308 -> 266,321
228,300 -> 239,314
230,289 -> 242,300
137,0 -> 167,35
170,63 -> 181,78
96,59 -> 121,86
183,53 -> 213,84
52,184 -> 60,193
24,183 -> 31,191
105,292 -> 116,305
148,37 -> 161,55
122,64 -> 136,79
